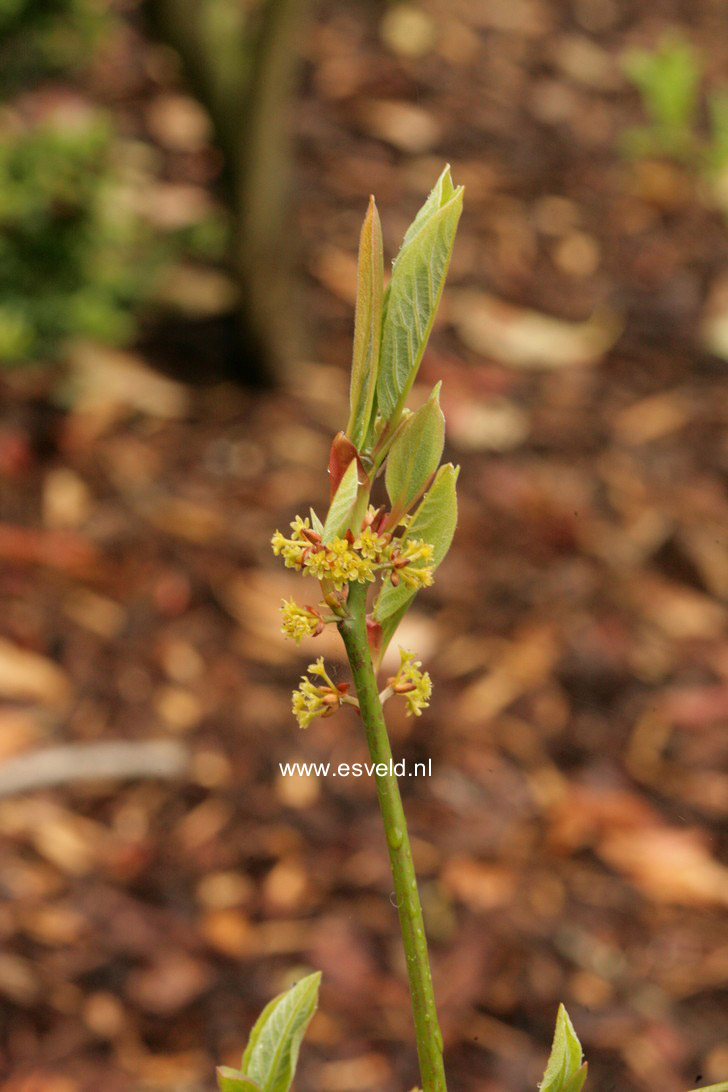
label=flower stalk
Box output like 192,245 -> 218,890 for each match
338,581 -> 446,1091
270,166 -> 463,1091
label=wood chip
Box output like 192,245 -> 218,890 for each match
0,638 -> 70,708
450,289 -> 621,368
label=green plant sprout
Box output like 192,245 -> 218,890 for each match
622,31 -> 728,181
269,164 -> 462,1092
217,169 -> 728,1092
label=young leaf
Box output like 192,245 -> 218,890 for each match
397,164 -> 455,262
376,168 -> 463,424
309,507 -> 324,536
241,971 -> 321,1092
323,458 -> 360,543
539,1004 -> 586,1092
346,196 -> 384,449
374,462 -> 459,625
385,382 -> 445,520
217,1067 -> 262,1092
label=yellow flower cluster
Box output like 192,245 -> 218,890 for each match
390,539 -> 435,590
280,599 -> 323,644
291,657 -> 347,729
355,526 -> 390,559
271,517 -> 377,590
271,516 -> 435,593
388,648 -> 432,717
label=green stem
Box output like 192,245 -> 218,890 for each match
338,580 -> 447,1092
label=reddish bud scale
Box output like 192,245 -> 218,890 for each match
328,431 -> 360,502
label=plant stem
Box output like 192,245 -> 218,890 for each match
338,580 -> 447,1092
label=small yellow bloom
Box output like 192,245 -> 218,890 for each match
389,537 -> 435,590
389,648 -> 432,717
290,515 -> 312,540
280,599 -> 323,644
291,657 -> 348,728
354,526 -> 389,560
399,564 -> 434,591
400,539 -> 434,564
292,678 -> 327,729
302,550 -> 329,580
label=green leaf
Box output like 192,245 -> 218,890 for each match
241,971 -> 321,1092
217,1067 -> 261,1092
322,458 -> 359,543
346,196 -> 384,449
374,462 -> 459,627
385,382 -> 445,520
374,598 -> 412,671
685,1084 -> 728,1092
309,507 -> 324,536
397,165 -> 455,257
376,167 -> 463,424
539,1004 -> 586,1092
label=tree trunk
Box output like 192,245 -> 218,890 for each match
146,0 -> 306,386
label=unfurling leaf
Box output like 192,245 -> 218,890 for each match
539,1004 -> 588,1092
328,431 -> 359,502
385,382 -> 445,520
376,165 -> 463,425
347,196 -> 384,449
374,462 -> 459,634
241,971 -> 321,1092
323,457 -> 360,543
309,507 -> 324,536
217,1067 -> 261,1091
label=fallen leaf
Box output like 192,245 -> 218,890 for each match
599,826 -> 728,906
359,100 -> 441,153
67,342 -> 189,420
450,289 -> 621,368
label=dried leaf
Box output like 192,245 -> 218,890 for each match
450,289 -> 621,368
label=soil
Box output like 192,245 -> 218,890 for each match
1,1 -> 727,1090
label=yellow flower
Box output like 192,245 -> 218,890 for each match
290,515 -> 312,540
302,550 -> 329,580
354,526 -> 389,560
400,539 -> 434,564
291,657 -> 348,728
273,515 -> 381,589
388,648 -> 432,717
389,538 -> 435,590
327,539 -> 374,588
292,678 -> 328,729
399,563 -> 434,591
280,599 -> 323,644
271,529 -> 305,568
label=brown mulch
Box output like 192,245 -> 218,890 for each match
1,1 -> 728,1090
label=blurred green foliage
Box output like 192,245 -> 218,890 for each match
0,0 -> 229,366
0,112 -> 164,363
622,31 -> 728,179
0,0 -> 107,92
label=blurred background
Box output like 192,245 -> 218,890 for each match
1,0 -> 728,1089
